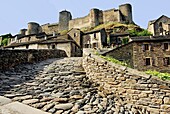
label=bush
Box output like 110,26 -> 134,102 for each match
122,38 -> 129,45
129,29 -> 152,37
145,70 -> 170,80
2,38 -> 8,46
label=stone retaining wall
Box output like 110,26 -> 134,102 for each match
0,49 -> 67,70
83,52 -> 170,113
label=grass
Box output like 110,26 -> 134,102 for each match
97,54 -> 170,81
145,70 -> 170,80
81,22 -> 140,33
99,55 -> 129,67
60,30 -> 69,35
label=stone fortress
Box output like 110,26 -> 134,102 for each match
20,3 -> 133,36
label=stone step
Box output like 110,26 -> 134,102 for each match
0,101 -> 50,114
0,96 -> 12,106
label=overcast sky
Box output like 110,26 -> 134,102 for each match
0,0 -> 170,35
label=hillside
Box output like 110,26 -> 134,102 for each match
80,22 -> 145,35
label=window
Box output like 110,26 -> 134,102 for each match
84,44 -> 90,48
28,37 -> 31,41
52,45 -> 55,49
163,43 -> 169,50
164,57 -> 170,66
144,44 -> 149,50
26,45 -> 29,49
159,22 -> 163,27
145,58 -> 151,66
94,33 -> 96,38
74,46 -> 77,52
93,43 -> 98,48
74,33 -> 77,37
142,44 -> 150,51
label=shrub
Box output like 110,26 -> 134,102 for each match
122,38 -> 129,45
2,38 -> 8,46
129,29 -> 152,37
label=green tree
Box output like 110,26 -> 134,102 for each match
2,38 -> 8,46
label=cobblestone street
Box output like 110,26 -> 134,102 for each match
0,57 -> 115,114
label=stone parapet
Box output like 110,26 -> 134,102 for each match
0,49 -> 67,70
83,50 -> 170,113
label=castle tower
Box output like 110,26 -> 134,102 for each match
19,29 -> 27,35
26,22 -> 41,35
119,3 -> 133,24
90,8 -> 101,28
59,10 -> 72,32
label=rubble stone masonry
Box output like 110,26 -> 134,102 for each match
83,52 -> 170,113
0,49 -> 67,70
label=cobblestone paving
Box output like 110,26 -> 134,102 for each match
0,57 -> 115,114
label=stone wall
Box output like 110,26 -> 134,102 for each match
133,42 -> 170,72
83,50 -> 170,113
0,49 -> 67,70
103,9 -> 120,23
41,23 -> 59,34
103,43 -> 134,67
69,16 -> 90,30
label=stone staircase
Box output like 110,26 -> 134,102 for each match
0,57 -> 116,114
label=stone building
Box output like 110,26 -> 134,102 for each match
103,35 -> 170,72
67,28 -> 84,48
83,29 -> 107,49
109,32 -> 130,47
8,32 -> 51,45
5,34 -> 82,57
148,15 -> 170,36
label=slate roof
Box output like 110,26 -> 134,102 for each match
149,15 -> 170,25
102,35 -> 170,55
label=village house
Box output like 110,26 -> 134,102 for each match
67,28 -> 84,48
103,35 -> 170,73
148,15 -> 170,36
109,32 -> 130,47
82,28 -> 107,49
5,34 -> 82,57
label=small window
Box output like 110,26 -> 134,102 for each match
94,33 -> 96,38
75,46 -> 77,52
74,33 -> 77,37
28,37 -> 31,41
159,22 -> 163,27
93,43 -> 98,48
164,57 -> 170,66
145,58 -> 151,66
163,43 -> 169,50
26,45 -> 29,49
52,45 -> 55,49
144,44 -> 149,50
84,44 -> 90,48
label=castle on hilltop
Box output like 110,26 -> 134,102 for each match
1,3 -> 134,58
19,3 -> 133,36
